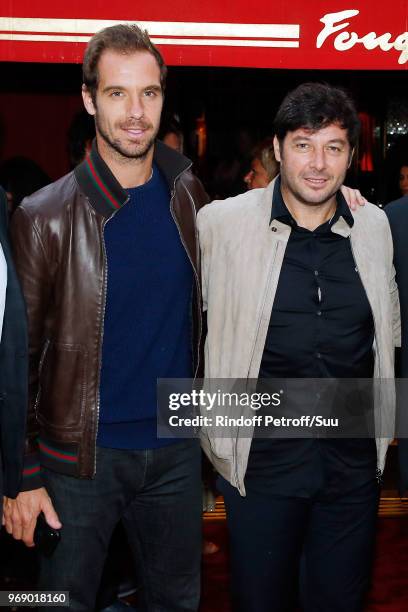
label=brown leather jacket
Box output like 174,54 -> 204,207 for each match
10,141 -> 209,490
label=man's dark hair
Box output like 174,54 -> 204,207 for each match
83,24 -> 167,103
273,83 -> 360,149
67,111 -> 96,168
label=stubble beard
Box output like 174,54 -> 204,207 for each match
280,170 -> 344,208
95,114 -> 157,162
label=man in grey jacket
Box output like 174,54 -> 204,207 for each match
198,83 -> 399,612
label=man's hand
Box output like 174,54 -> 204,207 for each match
341,185 -> 367,211
2,488 -> 62,547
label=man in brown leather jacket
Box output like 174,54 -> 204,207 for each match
3,24 -> 208,611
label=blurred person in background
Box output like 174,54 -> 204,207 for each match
67,110 -> 96,169
243,137 -> 279,189
385,162 -> 408,501
159,114 -> 184,154
0,157 -> 50,216
211,126 -> 256,198
398,163 -> 408,197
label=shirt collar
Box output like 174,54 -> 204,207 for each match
270,175 -> 354,229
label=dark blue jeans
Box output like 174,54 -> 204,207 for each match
219,472 -> 379,612
38,440 -> 202,611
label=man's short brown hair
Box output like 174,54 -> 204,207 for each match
83,24 -> 167,102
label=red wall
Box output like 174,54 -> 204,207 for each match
0,92 -> 83,180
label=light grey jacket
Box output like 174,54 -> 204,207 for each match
197,178 -> 401,496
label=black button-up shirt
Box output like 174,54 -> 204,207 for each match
248,179 -> 376,498
259,178 -> 374,380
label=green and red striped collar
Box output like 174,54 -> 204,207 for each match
74,139 -> 192,218
74,141 -> 128,216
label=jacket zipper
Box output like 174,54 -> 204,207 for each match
348,236 -> 382,481
169,168 -> 202,378
235,240 -> 279,490
181,182 -> 203,377
93,204 -> 125,476
349,238 -> 380,373
246,243 -> 279,379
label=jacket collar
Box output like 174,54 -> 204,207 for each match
74,139 -> 192,218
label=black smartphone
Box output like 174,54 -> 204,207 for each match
33,513 -> 61,557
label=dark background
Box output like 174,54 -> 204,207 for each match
0,62 -> 407,202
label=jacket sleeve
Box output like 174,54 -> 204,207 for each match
391,263 -> 401,349
10,205 -> 53,491
384,212 -> 401,348
192,175 -> 210,214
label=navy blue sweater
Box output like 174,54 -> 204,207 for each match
97,165 -> 193,449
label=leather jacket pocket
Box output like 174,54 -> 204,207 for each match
37,342 -> 87,430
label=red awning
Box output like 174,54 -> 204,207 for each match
0,1 -> 407,69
